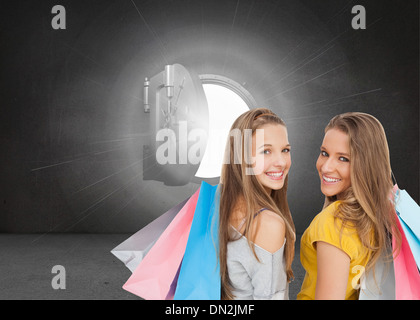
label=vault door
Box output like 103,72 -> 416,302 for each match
143,64 -> 209,186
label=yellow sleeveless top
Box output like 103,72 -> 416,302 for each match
297,201 -> 370,300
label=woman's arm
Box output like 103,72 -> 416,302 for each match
315,241 -> 350,300
251,210 -> 288,299
253,210 -> 285,253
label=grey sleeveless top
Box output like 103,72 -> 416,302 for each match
227,209 -> 289,300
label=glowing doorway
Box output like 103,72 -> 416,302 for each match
195,76 -> 256,178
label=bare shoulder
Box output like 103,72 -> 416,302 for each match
253,210 -> 286,253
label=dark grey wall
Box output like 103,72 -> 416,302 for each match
1,0 -> 418,233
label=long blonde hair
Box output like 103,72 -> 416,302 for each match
219,108 -> 295,300
324,112 -> 401,273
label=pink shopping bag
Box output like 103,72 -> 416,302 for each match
123,188 -> 200,299
393,213 -> 420,300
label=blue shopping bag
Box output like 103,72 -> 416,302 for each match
395,188 -> 420,269
174,181 -> 220,300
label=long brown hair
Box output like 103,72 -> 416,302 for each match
219,108 -> 295,300
323,112 -> 401,274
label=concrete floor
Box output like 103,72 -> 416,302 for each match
0,234 -> 304,300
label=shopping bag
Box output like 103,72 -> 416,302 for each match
393,212 -> 420,300
123,188 -> 200,299
360,186 -> 420,300
359,249 -> 395,300
111,197 -> 189,272
394,188 -> 420,269
174,182 -> 220,300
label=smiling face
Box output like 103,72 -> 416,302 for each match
252,124 -> 291,192
316,128 -> 352,199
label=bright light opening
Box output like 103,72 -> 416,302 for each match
195,84 -> 250,178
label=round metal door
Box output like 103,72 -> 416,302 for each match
143,64 -> 209,186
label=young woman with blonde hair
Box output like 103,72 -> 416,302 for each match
218,108 -> 296,300
298,112 -> 402,300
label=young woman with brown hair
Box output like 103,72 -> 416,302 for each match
218,108 -> 296,300
298,112 -> 402,300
